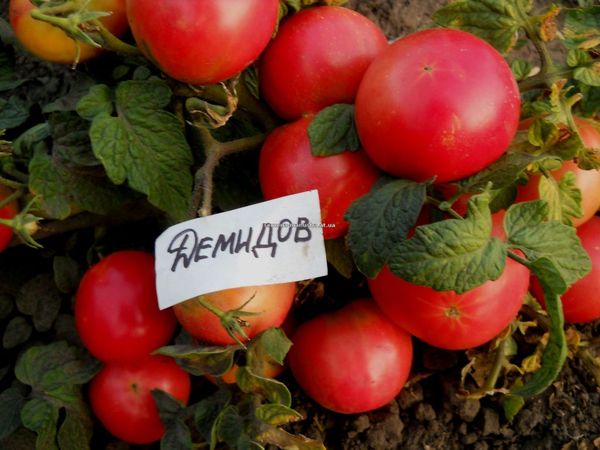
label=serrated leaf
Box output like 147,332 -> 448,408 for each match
53,256 -> 81,294
0,96 -> 29,129
15,341 -> 100,392
48,112 -> 99,167
563,6 -> 600,49
79,80 -> 193,221
57,401 -> 93,450
459,151 -> 559,193
237,367 -> 292,407
567,48 -> 592,67
433,0 -> 529,53
16,274 -> 62,333
75,84 -> 113,120
505,201 -> 591,287
3,316 -> 32,349
512,257 -> 567,397
255,404 -> 303,426
510,59 -> 533,80
152,390 -> 192,450
12,123 -> 50,158
307,104 -> 359,156
579,84 -> 600,116
0,387 -> 27,440
43,76 -> 95,113
155,344 -> 237,377
249,328 -> 292,366
215,406 -> 250,449
389,194 -> 507,293
194,389 -> 232,444
324,237 -> 353,278
538,171 -> 583,225
20,398 -> 59,450
346,179 -> 427,278
160,419 -> 192,450
29,150 -> 134,219
574,62 -> 600,87
528,119 -> 560,148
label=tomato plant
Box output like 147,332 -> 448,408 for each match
354,28 -> 521,183
516,118 -> 600,227
259,116 -> 380,239
259,5 -> 387,120
289,299 -> 412,414
9,0 -> 128,64
89,355 -> 191,444
173,282 -> 296,346
126,0 -> 279,85
75,251 -> 177,363
531,216 -> 600,324
0,185 -> 17,252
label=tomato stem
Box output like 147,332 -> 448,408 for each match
518,67 -> 574,91
0,176 -> 26,190
426,195 -> 463,220
91,20 -> 141,56
483,333 -> 510,391
0,188 -> 22,209
190,129 -> 265,218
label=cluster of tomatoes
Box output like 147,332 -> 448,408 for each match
6,0 -> 600,446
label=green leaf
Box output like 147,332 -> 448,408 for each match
15,341 -> 100,392
0,96 -> 30,129
12,123 -> 50,158
505,201 -> 591,287
538,171 -> 583,225
57,401 -> 93,450
194,389 -> 232,443
48,112 -> 100,167
346,179 -> 427,278
307,104 -> 359,156
155,344 -> 237,376
43,76 -> 95,113
255,404 -> 303,426
0,48 -> 24,92
249,328 -> 292,367
510,59 -> 533,80
152,390 -> 192,450
0,291 -> 13,320
502,392 -> 525,422
3,316 -> 32,349
29,150 -> 134,220
567,48 -> 592,68
324,237 -> 354,278
0,387 -> 27,440
53,256 -> 81,295
214,406 -> 249,449
574,62 -> 600,87
236,367 -> 292,407
389,193 -> 507,293
579,84 -> 600,116
511,257 -> 567,397
433,0 -> 532,53
76,85 -> 113,120
16,274 -> 62,333
563,6 -> 600,49
459,151 -> 559,193
20,398 -> 59,450
79,80 -> 193,221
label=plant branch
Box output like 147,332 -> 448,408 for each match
483,336 -> 510,391
92,20 -> 141,56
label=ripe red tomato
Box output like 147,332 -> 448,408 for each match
531,216 -> 600,323
75,251 -> 176,363
173,282 -> 296,346
10,0 -> 128,64
289,299 -> 412,414
126,0 -> 279,85
0,185 -> 17,253
369,213 -> 529,350
259,6 -> 387,120
516,118 -> 600,227
355,28 -> 520,183
89,355 -> 191,445
259,116 -> 380,239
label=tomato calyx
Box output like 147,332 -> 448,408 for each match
0,190 -> 42,248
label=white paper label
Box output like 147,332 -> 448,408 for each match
155,190 -> 328,309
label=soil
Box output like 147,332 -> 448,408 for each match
2,1 -> 600,449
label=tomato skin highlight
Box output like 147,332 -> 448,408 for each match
355,28 -> 520,183
0,185 -> 17,253
173,283 -> 296,346
259,6 -> 388,120
75,251 -> 177,363
516,118 -> 600,227
289,299 -> 413,414
531,216 -> 600,323
259,116 -> 380,239
89,355 -> 191,445
10,0 -> 128,64
126,0 -> 279,85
